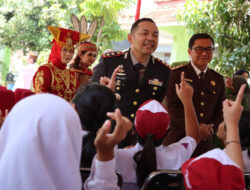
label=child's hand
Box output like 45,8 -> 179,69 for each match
223,84 -> 245,126
175,72 -> 194,105
99,66 -> 120,92
95,109 -> 132,161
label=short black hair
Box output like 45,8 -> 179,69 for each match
72,83 -> 115,131
72,83 -> 116,167
188,33 -> 214,49
130,17 -> 156,34
233,69 -> 249,77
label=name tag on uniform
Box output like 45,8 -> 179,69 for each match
148,79 -> 163,86
185,78 -> 193,83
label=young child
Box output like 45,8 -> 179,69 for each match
0,93 -> 131,190
113,72 -> 200,187
71,83 -> 116,168
84,72 -> 199,189
70,42 -> 98,87
0,94 -> 83,189
181,84 -> 246,190
33,26 -> 89,102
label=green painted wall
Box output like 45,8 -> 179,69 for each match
159,25 -> 190,65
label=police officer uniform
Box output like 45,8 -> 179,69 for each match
164,62 -> 225,156
91,49 -> 171,146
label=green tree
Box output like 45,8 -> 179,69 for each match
0,0 -> 63,52
0,0 -> 134,55
74,0 -> 134,52
0,0 -> 134,79
0,47 -> 11,84
177,0 -> 250,76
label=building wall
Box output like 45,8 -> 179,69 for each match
159,25 -> 190,64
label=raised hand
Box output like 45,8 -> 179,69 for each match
95,109 -> 132,161
99,66 -> 120,92
176,72 -> 199,143
223,84 -> 246,171
175,72 -> 194,105
223,84 -> 245,126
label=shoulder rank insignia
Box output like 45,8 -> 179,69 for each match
152,56 -> 171,69
171,64 -> 187,70
102,51 -> 124,58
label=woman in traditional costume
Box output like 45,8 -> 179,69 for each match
70,42 -> 97,86
33,26 -> 89,101
70,14 -> 98,87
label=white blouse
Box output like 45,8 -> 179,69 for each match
115,136 -> 196,183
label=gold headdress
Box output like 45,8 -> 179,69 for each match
47,26 -> 90,48
71,14 -> 97,42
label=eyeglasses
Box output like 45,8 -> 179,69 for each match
192,47 -> 214,54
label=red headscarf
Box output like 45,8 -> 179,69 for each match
48,40 -> 67,70
47,26 -> 90,70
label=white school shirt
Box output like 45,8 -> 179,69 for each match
84,157 -> 119,190
115,136 -> 196,183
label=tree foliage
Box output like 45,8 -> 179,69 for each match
0,0 -> 134,55
78,0 -> 134,51
177,0 -> 250,75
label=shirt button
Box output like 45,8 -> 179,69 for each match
201,92 -> 205,95
153,86 -> 157,90
133,101 -> 137,106
152,92 -> 156,96
130,113 -> 135,118
135,89 -> 140,93
200,113 -> 204,117
116,86 -> 120,91
200,102 -> 205,106
115,93 -> 121,101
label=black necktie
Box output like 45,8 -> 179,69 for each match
199,71 -> 205,80
199,72 -> 205,84
134,63 -> 144,71
134,63 -> 145,84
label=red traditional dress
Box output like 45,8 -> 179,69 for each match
70,67 -> 93,87
33,26 -> 90,101
33,62 -> 78,102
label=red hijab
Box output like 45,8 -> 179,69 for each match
48,40 -> 67,70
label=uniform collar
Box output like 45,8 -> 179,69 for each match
191,61 -> 208,76
129,49 -> 150,67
